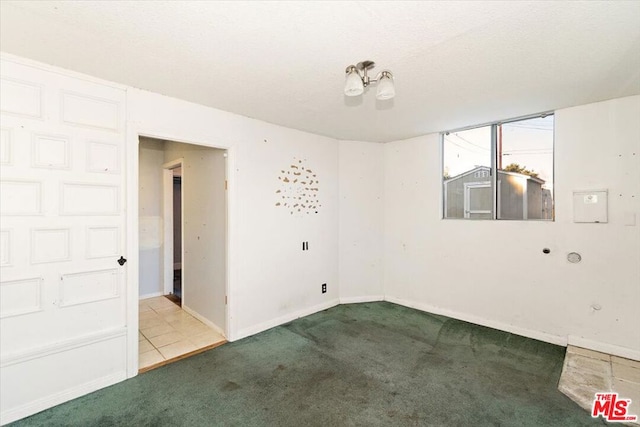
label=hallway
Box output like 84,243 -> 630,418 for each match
139,296 -> 226,372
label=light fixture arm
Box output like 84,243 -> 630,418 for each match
344,60 -> 395,100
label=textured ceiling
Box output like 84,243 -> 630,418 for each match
1,1 -> 639,142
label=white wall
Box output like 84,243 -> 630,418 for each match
127,88 -> 340,342
138,138 -> 165,298
383,95 -> 640,359
163,141 -> 226,331
338,141 -> 384,302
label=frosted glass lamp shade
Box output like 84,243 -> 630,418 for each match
344,69 -> 364,96
376,72 -> 395,100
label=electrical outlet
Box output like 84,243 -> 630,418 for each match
322,283 -> 327,294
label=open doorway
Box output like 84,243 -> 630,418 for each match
172,171 -> 182,302
163,159 -> 183,307
162,159 -> 183,306
138,137 -> 227,372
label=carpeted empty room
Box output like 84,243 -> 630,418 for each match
1,2 -> 639,426
11,303 -> 604,426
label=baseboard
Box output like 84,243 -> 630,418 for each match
0,371 -> 126,425
339,295 -> 385,304
384,296 -> 567,347
139,292 -> 163,300
181,305 -> 226,337
568,335 -> 640,361
233,298 -> 340,341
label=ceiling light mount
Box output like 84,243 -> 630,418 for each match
344,60 -> 395,100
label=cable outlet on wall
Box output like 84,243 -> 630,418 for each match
321,283 -> 327,294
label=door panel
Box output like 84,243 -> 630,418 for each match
0,58 -> 127,424
464,182 -> 492,219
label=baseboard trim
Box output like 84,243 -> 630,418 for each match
139,292 -> 163,300
181,305 -> 226,338
568,335 -> 640,361
339,295 -> 385,304
234,298 -> 340,341
384,296 -> 567,347
1,327 -> 127,368
0,371 -> 126,426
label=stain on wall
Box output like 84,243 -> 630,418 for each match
276,157 -> 321,215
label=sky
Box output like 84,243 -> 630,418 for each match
443,115 -> 554,188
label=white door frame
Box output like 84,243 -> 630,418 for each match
162,159 -> 184,297
126,129 -> 233,378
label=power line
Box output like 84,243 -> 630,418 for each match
444,136 -> 487,154
451,133 -> 490,151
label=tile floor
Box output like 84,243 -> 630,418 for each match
139,296 -> 226,372
559,345 -> 640,426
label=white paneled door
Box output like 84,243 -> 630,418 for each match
0,58 -> 128,424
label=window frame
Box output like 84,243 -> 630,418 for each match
441,112 -> 555,221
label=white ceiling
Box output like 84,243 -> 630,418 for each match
1,1 -> 639,143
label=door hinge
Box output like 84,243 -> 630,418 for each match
225,180 -> 228,190
225,295 -> 228,305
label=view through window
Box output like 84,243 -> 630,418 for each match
443,115 -> 554,220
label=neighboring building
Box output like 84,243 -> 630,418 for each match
444,166 -> 553,220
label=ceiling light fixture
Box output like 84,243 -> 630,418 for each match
344,60 -> 395,100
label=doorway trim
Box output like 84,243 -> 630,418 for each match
162,158 -> 184,297
126,128 -> 235,379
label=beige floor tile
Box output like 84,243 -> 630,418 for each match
154,305 -> 182,317
173,322 -> 211,337
139,304 -> 153,313
560,347 -> 640,425
612,378 -> 640,420
566,353 -> 612,376
148,331 -> 184,348
613,363 -> 640,384
147,297 -> 178,310
567,345 -> 611,362
141,322 -> 174,338
157,340 -> 198,360
162,311 -> 193,324
139,349 -> 164,369
138,297 -> 225,370
139,316 -> 166,330
189,330 -> 226,348
139,310 -> 161,321
139,338 -> 154,353
612,356 -> 640,369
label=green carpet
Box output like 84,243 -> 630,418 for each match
11,302 -> 603,426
